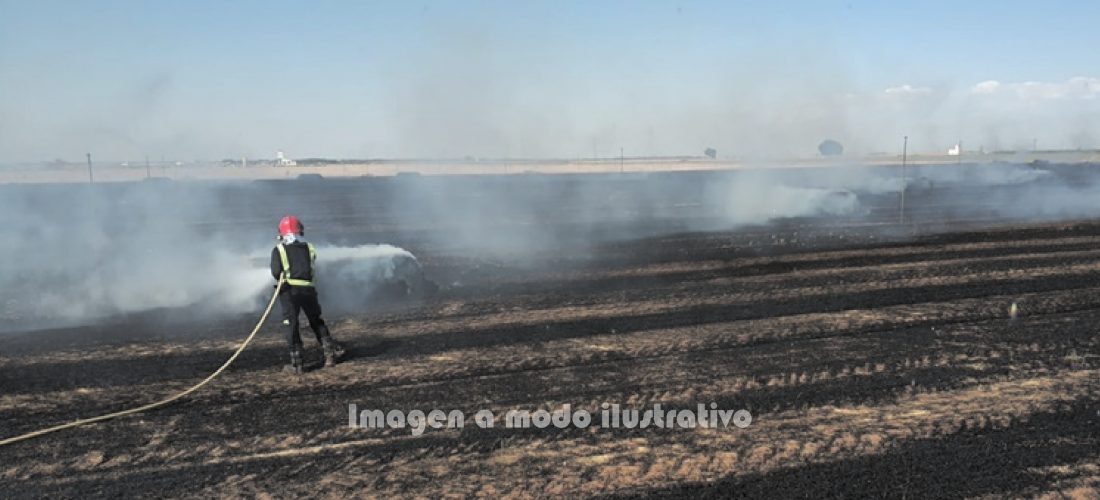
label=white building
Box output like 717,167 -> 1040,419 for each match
275,151 -> 297,166
947,142 -> 961,156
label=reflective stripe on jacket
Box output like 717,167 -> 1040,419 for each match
272,241 -> 317,287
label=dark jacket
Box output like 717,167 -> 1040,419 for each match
271,241 -> 315,286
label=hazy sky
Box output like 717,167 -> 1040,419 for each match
1,0 -> 1098,162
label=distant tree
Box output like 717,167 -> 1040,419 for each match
704,148 -> 717,159
818,139 -> 844,156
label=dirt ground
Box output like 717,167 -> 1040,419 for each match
1,167 -> 1098,498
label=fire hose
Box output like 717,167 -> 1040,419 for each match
0,279 -> 285,447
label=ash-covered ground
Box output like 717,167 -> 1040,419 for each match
1,163 -> 1098,498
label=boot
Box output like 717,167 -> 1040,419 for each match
284,350 -> 304,374
322,339 -> 339,368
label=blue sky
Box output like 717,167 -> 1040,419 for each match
1,1 -> 1098,161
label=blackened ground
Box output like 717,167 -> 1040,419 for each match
1,164 -> 1099,498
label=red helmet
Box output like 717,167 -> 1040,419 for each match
278,216 -> 303,236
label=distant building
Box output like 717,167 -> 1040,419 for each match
275,151 -> 297,166
947,143 -> 961,156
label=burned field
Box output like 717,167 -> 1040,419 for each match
1,164 -> 1099,498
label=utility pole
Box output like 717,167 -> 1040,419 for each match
86,153 -> 94,184
620,147 -> 624,173
145,155 -> 151,179
899,136 -> 908,225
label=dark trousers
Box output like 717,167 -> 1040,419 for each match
279,286 -> 332,352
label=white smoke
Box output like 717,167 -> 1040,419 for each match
5,243 -> 421,328
0,180 -> 428,331
0,160 -> 1086,332
723,184 -> 862,226
33,249 -> 272,321
315,244 -> 419,283
712,168 -> 867,227
921,164 -> 1051,186
312,245 -> 425,311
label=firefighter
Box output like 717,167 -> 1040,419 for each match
271,215 -> 341,374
